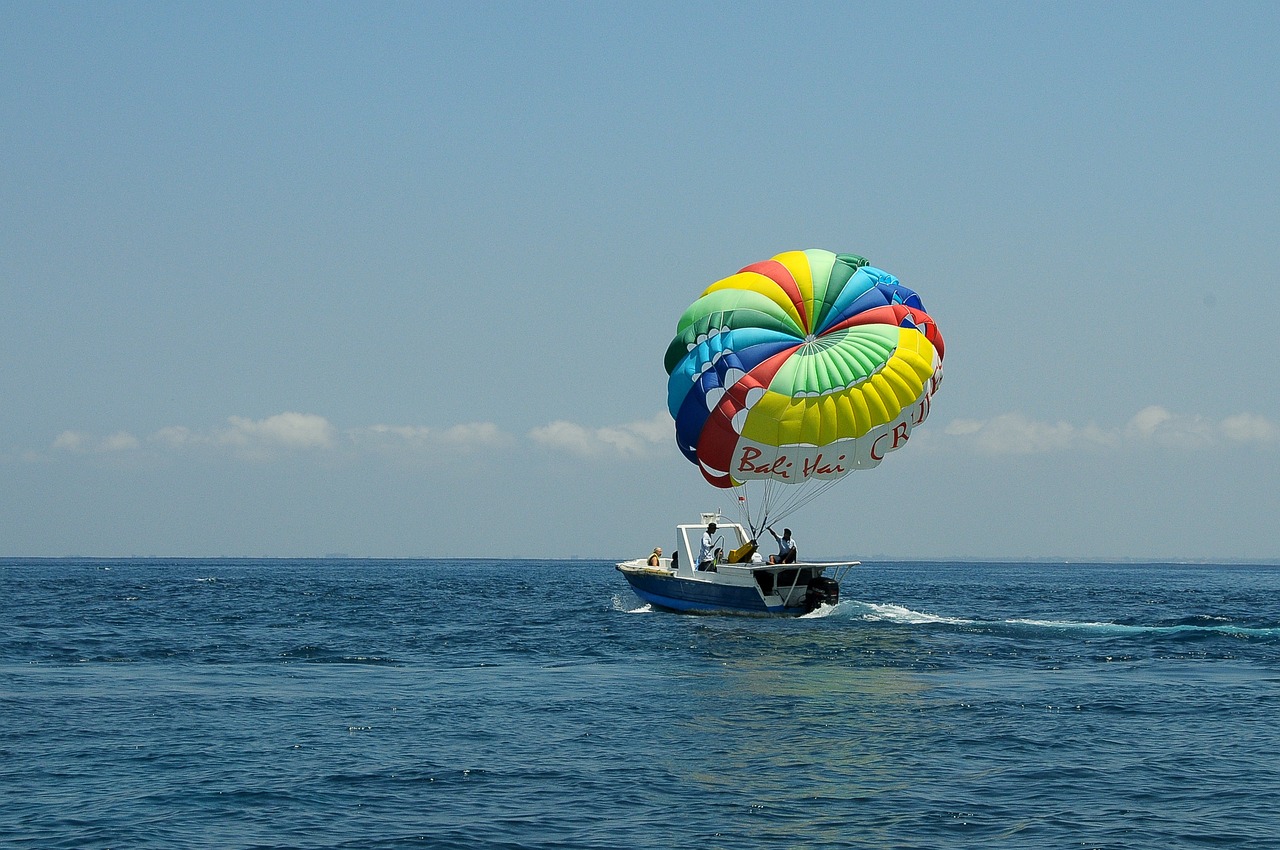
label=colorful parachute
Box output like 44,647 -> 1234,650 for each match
665,249 -> 944,522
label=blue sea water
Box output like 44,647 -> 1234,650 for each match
2,558 -> 1279,849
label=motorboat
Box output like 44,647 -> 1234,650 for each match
616,513 -> 859,615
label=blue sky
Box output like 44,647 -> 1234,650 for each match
3,2 -> 1277,560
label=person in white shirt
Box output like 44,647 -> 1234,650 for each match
697,522 -> 718,570
767,525 -> 797,564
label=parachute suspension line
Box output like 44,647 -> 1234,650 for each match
715,475 -> 848,535
749,492 -> 766,539
788,481 -> 838,518
752,480 -> 778,539
729,488 -> 755,537
741,486 -> 769,540
710,476 -> 845,549
718,471 -> 852,540
754,475 -> 846,529
787,476 -> 844,517
728,483 -> 774,540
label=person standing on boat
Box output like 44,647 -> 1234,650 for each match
767,525 -> 797,564
647,547 -> 662,567
697,522 -> 717,571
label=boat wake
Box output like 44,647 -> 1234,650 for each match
844,601 -> 970,626
609,593 -> 1280,637
830,600 -> 1280,639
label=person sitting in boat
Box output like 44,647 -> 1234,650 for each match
697,522 -> 717,571
767,525 -> 797,564
647,547 -> 662,567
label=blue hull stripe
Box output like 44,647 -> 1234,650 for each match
622,572 -> 795,614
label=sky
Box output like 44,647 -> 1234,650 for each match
2,2 -> 1277,561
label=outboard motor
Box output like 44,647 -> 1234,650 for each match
803,576 -> 840,612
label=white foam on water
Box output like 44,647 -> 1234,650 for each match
852,601 -> 973,626
798,602 -> 836,618
835,606 -> 1280,639
610,593 -> 651,614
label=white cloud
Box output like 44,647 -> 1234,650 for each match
220,413 -> 336,450
944,406 -> 1279,455
1123,405 -> 1218,450
52,431 -> 92,452
529,412 -> 672,458
1221,413 -> 1280,444
52,429 -> 140,453
150,425 -> 196,448
51,413 -> 514,463
1127,405 -> 1172,438
140,413 -> 338,459
47,407 -> 1276,467
350,422 -> 513,452
944,414 -> 1095,454
100,431 -> 141,452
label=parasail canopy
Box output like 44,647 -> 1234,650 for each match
665,249 -> 944,525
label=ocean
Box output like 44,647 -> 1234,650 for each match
2,557 -> 1278,849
